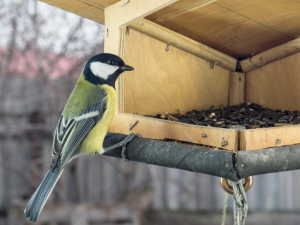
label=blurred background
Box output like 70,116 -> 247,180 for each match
1,0 -> 300,225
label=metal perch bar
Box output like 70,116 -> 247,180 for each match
103,133 -> 236,180
103,133 -> 300,181
236,146 -> 300,178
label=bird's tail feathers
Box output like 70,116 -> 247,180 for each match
24,164 -> 62,223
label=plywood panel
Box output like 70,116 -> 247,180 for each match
146,0 -> 297,58
240,125 -> 300,151
42,0 -> 300,59
122,29 -> 231,116
149,3 -> 249,50
217,0 -> 300,38
246,52 -> 300,111
39,0 -> 120,24
109,113 -> 239,151
104,0 -> 177,112
104,0 -> 177,55
228,72 -> 245,106
146,0 -> 215,22
129,19 -> 237,71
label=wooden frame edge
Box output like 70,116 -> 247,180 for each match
109,113 -> 239,151
105,0 -> 178,113
239,125 -> 300,151
128,19 -> 237,72
240,38 -> 300,73
228,72 -> 245,106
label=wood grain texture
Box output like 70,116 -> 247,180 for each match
39,0 -> 120,24
217,0 -> 300,38
147,0 -> 215,22
105,1 -> 235,151
146,0 -> 298,59
104,0 -> 177,112
109,113 -> 239,151
240,125 -> 300,151
228,72 -> 245,106
245,52 -> 300,111
129,19 -> 237,71
240,38 -> 300,72
122,29 -> 231,116
104,0 -> 177,55
42,0 -> 300,59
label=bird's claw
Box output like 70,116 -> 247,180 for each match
121,133 -> 141,162
122,146 -> 130,162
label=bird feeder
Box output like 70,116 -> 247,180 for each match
36,1 -> 300,223
36,0 -> 300,187
41,0 -> 300,152
104,0 -> 300,153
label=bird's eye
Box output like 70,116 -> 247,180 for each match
107,60 -> 116,66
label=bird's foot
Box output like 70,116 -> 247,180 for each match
103,133 -> 141,162
120,133 -> 141,162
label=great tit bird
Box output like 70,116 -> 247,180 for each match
24,53 -> 138,222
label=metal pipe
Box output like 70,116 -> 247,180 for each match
237,145 -> 300,178
104,133 -> 300,180
103,132 -> 237,180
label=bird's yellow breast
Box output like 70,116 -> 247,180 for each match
80,84 -> 116,154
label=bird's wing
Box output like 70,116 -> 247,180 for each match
50,89 -> 107,173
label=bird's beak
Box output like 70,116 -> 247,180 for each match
121,64 -> 134,71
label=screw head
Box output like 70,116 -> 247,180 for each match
276,139 -> 281,145
240,164 -> 244,168
140,22 -> 143,26
225,163 -> 229,167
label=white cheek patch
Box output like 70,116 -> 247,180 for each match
90,62 -> 119,80
75,111 -> 99,121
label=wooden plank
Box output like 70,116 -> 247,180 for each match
146,0 -> 297,59
41,0 -> 300,59
129,19 -> 237,71
240,125 -> 300,151
245,52 -> 300,111
109,113 -> 239,151
38,0 -> 119,24
147,0 -> 216,22
104,0 -> 178,55
122,29 -> 231,116
104,0 -> 177,113
240,38 -> 300,72
228,72 -> 245,106
217,0 -> 300,39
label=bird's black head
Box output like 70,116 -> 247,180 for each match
83,53 -> 134,88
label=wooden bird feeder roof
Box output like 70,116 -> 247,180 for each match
39,0 -> 300,59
